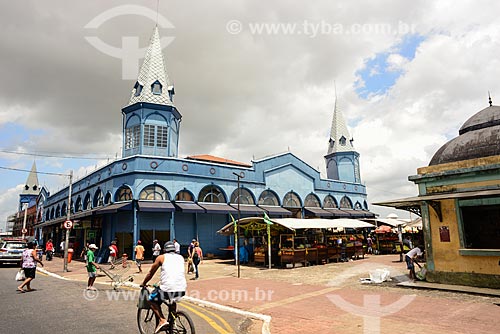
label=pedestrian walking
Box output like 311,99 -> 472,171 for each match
17,241 -> 43,292
186,239 -> 196,274
173,239 -> 181,254
86,244 -> 100,290
45,239 -> 54,261
108,240 -> 118,269
190,241 -> 203,280
187,239 -> 196,258
152,239 -> 161,263
80,242 -> 90,261
135,240 -> 145,273
59,240 -> 65,257
366,235 -> 373,254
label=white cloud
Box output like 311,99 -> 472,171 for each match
0,185 -> 23,232
386,53 -> 409,72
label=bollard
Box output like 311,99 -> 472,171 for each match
67,248 -> 74,263
122,253 -> 128,268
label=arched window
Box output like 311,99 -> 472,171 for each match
104,192 -> 112,205
139,184 -> 169,200
116,186 -> 133,202
75,197 -> 82,212
93,189 -> 104,207
283,192 -> 301,208
323,195 -> 338,208
198,185 -> 225,203
230,188 -> 255,205
175,190 -> 194,202
340,196 -> 353,209
55,205 -> 61,218
46,211 -> 50,221
50,208 -> 55,220
258,190 -> 280,206
84,193 -> 92,210
61,202 -> 67,216
304,194 -> 321,207
363,200 -> 368,210
355,202 -> 362,210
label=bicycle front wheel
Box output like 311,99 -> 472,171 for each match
172,310 -> 195,334
137,308 -> 158,334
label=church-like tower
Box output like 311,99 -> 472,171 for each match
121,26 -> 182,158
19,161 -> 40,210
324,97 -> 361,183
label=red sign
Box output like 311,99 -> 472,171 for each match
63,220 -> 73,229
21,228 -> 28,234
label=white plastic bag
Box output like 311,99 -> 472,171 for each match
15,269 -> 25,281
369,268 -> 391,283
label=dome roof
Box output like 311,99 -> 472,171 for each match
430,105 -> 500,166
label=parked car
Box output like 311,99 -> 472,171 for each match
0,239 -> 28,265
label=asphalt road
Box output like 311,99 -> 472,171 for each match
1,265 -> 253,334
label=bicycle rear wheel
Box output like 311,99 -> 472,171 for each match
137,308 -> 158,334
171,310 -> 195,334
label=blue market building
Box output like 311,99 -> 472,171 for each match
35,27 -> 373,258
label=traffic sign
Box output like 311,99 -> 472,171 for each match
21,228 -> 28,234
63,220 -> 73,229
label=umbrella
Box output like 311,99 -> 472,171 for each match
375,225 -> 393,233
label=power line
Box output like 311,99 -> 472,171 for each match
0,166 -> 69,177
0,149 -> 113,160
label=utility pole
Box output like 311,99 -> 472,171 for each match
63,170 -> 73,272
232,172 -> 242,278
21,203 -> 28,239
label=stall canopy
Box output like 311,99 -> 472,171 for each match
217,217 -> 375,235
364,218 -> 408,227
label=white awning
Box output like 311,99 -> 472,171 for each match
217,217 -> 375,235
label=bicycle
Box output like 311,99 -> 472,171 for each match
137,286 -> 195,334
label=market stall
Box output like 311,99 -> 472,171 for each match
217,217 -> 375,268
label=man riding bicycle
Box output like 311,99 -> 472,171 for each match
141,241 -> 187,334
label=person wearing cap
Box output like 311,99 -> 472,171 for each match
108,240 -> 118,269
141,241 -> 186,333
187,239 -> 196,258
186,239 -> 196,274
86,244 -> 100,290
134,240 -> 145,273
152,239 -> 161,263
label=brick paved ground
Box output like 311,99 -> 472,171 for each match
41,254 -> 500,333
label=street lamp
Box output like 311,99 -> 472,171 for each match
63,170 -> 73,272
232,172 -> 242,278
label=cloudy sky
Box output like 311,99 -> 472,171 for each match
1,0 -> 500,230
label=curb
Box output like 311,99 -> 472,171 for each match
37,268 -> 271,334
126,281 -> 271,334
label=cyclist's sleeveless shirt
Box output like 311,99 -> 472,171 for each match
160,253 -> 187,292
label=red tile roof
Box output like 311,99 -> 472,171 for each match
186,154 -> 252,167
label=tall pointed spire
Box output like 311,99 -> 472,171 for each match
22,161 -> 39,196
128,26 -> 174,106
326,95 -> 354,155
